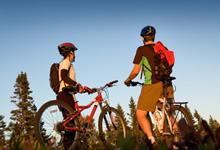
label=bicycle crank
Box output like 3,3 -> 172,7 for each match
54,122 -> 65,134
82,122 -> 94,138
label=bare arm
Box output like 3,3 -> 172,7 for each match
124,64 -> 141,85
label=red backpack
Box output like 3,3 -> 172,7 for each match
154,41 -> 175,66
143,41 -> 175,81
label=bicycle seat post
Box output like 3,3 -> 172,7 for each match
162,76 -> 176,101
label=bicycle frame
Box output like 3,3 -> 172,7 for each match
152,98 -> 189,137
76,92 -> 104,122
62,88 -> 108,132
152,98 -> 176,136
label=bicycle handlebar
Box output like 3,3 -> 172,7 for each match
129,81 -> 143,86
106,80 -> 118,87
62,80 -> 118,94
128,76 -> 176,86
84,80 -> 118,94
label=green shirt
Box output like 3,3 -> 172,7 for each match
133,44 -> 160,85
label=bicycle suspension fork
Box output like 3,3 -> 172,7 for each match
98,96 -> 117,131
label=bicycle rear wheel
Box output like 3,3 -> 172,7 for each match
34,100 -> 80,150
164,104 -> 193,149
98,107 -> 127,149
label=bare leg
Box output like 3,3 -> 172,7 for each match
136,109 -> 153,137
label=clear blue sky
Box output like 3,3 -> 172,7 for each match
1,1 -> 220,128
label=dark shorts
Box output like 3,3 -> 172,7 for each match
57,92 -> 75,108
56,92 -> 75,150
137,82 -> 174,112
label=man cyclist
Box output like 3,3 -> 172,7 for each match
124,25 -> 174,146
57,42 -> 83,150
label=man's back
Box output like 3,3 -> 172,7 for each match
133,44 -> 160,85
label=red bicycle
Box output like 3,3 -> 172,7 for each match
34,80 -> 127,149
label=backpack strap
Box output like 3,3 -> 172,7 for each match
143,64 -> 152,72
140,67 -> 144,79
140,64 -> 152,79
140,44 -> 154,79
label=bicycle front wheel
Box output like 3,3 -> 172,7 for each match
164,104 -> 193,149
98,107 -> 127,149
34,100 -> 80,150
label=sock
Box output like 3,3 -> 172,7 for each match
148,136 -> 155,144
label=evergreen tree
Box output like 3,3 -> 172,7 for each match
185,105 -> 196,128
0,115 -> 6,146
209,115 -> 220,134
128,97 -> 136,127
117,104 -> 128,128
7,72 -> 36,141
127,97 -> 136,135
194,109 -> 203,132
194,109 -> 206,137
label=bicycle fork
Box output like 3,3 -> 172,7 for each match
101,103 -> 117,131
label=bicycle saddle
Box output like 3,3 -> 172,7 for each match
162,76 -> 176,82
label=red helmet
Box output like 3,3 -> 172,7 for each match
58,42 -> 77,56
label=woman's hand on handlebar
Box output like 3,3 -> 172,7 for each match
83,86 -> 97,94
76,83 -> 84,93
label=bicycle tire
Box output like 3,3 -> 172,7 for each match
98,107 -> 127,149
34,100 -> 80,150
164,104 -> 193,149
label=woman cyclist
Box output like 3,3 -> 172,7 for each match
57,42 -> 83,149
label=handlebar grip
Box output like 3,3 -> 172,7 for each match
130,81 -> 143,86
83,86 -> 97,94
84,86 -> 91,93
107,80 -> 118,87
109,80 -> 118,85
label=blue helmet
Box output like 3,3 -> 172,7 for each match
140,26 -> 156,37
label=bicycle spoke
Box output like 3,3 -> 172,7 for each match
103,114 -> 111,131
35,100 -> 80,149
109,112 -> 117,130
164,105 -> 193,149
98,107 -> 127,149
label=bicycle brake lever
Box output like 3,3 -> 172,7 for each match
129,81 -> 136,86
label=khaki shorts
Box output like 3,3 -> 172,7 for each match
137,82 -> 174,112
